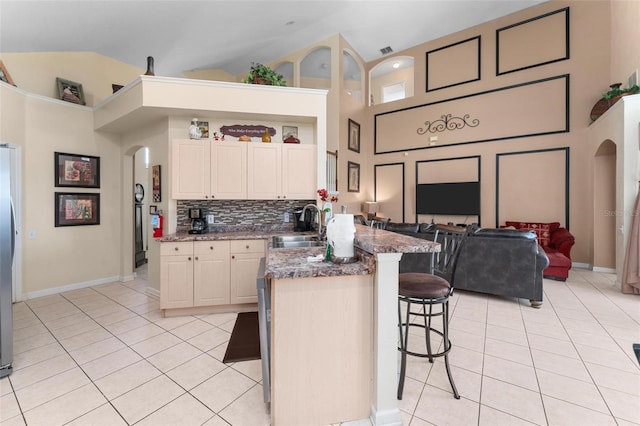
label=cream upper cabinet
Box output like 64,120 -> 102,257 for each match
247,144 -> 282,199
248,144 -> 317,200
211,142 -> 247,199
171,139 -> 210,200
282,144 -> 317,199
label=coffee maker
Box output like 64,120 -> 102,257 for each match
188,208 -> 208,234
293,207 -> 314,232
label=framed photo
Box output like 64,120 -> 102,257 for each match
282,125 -> 298,141
55,192 -> 100,227
0,60 -> 16,86
348,119 -> 360,153
348,161 -> 360,192
56,77 -> 86,105
197,121 -> 209,138
149,205 -> 158,214
55,152 -> 100,188
152,165 -> 161,202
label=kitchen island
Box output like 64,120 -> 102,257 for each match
265,224 -> 439,426
161,224 -> 439,426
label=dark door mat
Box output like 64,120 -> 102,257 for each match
223,311 -> 261,363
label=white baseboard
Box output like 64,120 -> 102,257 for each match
25,275 -> 120,300
592,266 -> 616,274
572,262 -> 591,269
146,287 -> 160,299
120,274 -> 136,282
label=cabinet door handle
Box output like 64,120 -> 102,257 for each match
188,257 -> 192,261
205,195 -> 209,199
174,247 -> 179,251
195,256 -> 199,260
232,255 -> 235,259
211,195 -> 215,199
210,246 -> 214,250
283,196 -> 286,199
246,245 -> 250,249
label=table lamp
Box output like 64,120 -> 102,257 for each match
362,201 -> 379,220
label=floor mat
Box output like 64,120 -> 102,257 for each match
223,311 -> 261,363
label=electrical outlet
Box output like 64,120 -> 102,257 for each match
284,212 -> 290,223
207,214 -> 215,224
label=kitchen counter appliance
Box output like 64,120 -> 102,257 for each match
293,207 -> 313,232
257,257 -> 271,403
188,208 -> 208,234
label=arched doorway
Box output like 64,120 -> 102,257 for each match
593,140 -> 616,271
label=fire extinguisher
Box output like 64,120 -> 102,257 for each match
152,211 -> 163,238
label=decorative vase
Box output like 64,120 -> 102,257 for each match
145,56 -> 155,76
261,128 -> 271,143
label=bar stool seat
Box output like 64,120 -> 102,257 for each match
400,273 -> 451,299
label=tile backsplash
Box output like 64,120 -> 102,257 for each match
177,199 -> 315,231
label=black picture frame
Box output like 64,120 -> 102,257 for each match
54,152 -> 100,188
348,119 -> 360,153
55,192 -> 100,227
348,161 -> 360,192
152,165 -> 161,202
56,77 -> 86,105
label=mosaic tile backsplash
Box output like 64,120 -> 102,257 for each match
177,199 -> 315,231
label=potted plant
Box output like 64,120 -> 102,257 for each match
602,83 -> 639,101
242,62 -> 286,86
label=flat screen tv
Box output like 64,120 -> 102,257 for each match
416,182 -> 480,216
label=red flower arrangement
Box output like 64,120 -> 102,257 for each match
317,188 -> 338,212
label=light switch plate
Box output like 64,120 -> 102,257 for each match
207,214 -> 214,224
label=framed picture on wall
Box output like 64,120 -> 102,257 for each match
55,192 -> 100,227
348,119 -> 360,153
0,60 -> 16,86
54,152 -> 100,188
348,161 -> 360,192
56,77 -> 86,105
152,165 -> 161,202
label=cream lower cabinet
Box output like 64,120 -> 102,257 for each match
229,240 -> 265,304
193,241 -> 230,306
161,239 -> 264,310
171,140 -> 247,200
247,144 -> 316,200
160,242 -> 195,309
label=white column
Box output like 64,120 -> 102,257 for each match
370,252 -> 403,426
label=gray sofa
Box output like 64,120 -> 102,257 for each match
387,223 -> 549,307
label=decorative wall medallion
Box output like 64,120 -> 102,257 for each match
417,114 -> 480,135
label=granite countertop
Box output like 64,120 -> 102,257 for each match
353,224 -> 440,254
160,224 -> 439,280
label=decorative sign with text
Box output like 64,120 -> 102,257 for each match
220,124 -> 276,138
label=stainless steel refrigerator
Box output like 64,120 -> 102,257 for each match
0,145 -> 14,378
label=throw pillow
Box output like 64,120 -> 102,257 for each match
518,222 -> 551,247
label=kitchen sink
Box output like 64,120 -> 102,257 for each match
272,235 -> 324,248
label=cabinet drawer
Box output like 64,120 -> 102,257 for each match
194,240 -> 230,256
161,242 -> 194,256
230,239 -> 265,254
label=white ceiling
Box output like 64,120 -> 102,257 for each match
0,0 -> 547,78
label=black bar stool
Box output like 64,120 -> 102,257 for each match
397,225 -> 466,400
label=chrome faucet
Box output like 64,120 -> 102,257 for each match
301,203 -> 323,239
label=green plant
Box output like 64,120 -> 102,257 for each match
241,62 -> 286,86
603,83 -> 639,100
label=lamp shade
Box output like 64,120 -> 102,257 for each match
362,201 -> 379,213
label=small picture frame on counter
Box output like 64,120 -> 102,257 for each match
149,205 -> 158,214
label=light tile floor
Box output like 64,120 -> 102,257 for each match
1,266 -> 639,425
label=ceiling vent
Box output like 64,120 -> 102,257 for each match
380,46 -> 393,55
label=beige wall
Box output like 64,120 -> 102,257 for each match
0,52 -> 145,106
361,0 -> 610,264
610,1 -> 640,86
0,86 -> 124,298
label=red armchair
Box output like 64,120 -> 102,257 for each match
505,221 -> 575,281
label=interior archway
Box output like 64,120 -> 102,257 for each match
593,139 -> 616,270
342,49 -> 363,103
300,46 -> 331,89
369,55 -> 414,106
